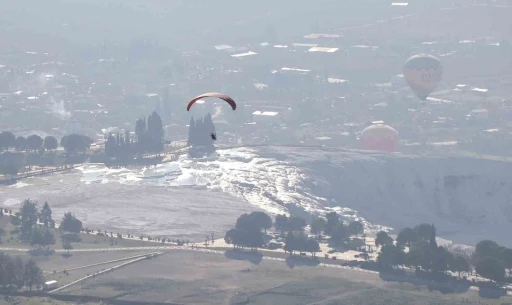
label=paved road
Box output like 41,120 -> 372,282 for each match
0,245 -> 379,275
3,244 -> 508,294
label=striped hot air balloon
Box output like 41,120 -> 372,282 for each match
403,54 -> 443,101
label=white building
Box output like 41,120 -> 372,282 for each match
252,111 -> 281,124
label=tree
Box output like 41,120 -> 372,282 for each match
30,228 -> 43,249
396,227 -> 418,249
305,238 -> 321,257
18,199 -> 39,240
60,134 -> 93,155
414,223 -> 435,241
23,259 -> 43,290
450,255 -> 470,279
347,220 -> 364,237
62,238 -> 73,254
60,212 -> 83,234
432,245 -> 451,273
375,231 -> 394,247
147,111 -> 164,144
14,136 -> 26,152
235,213 -> 259,233
13,256 -> 26,288
251,211 -> 272,234
475,257 -> 505,282
284,231 -> 296,255
288,216 -> 307,232
329,222 -> 348,244
377,244 -> 403,270
39,202 -> 54,228
473,240 -> 500,263
244,230 -> 264,250
325,212 -> 339,235
0,131 -> 16,151
40,228 -> 55,250
498,247 -> 512,277
274,214 -> 289,234
26,134 -> 43,152
0,254 -> 17,288
10,212 -> 21,227
224,228 -> 241,249
43,136 -> 58,151
428,224 -> 437,250
310,217 -> 326,236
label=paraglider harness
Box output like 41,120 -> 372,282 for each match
211,133 -> 217,141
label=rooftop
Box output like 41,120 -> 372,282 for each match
308,47 -> 339,53
253,111 -> 279,116
231,51 -> 257,57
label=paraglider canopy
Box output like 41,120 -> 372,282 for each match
360,124 -> 399,152
187,92 -> 236,111
403,54 -> 443,101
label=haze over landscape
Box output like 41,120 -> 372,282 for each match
1,0 -> 512,304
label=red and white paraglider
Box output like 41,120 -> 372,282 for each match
360,124 -> 399,152
186,92 -> 237,141
186,92 -> 236,111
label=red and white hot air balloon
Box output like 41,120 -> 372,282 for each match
360,124 -> 399,152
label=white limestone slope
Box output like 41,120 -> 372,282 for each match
2,146 -> 511,247
262,147 -> 512,247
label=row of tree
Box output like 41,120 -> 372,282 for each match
0,132 -> 59,153
224,211 -> 366,256
0,252 -> 43,291
7,200 -> 83,251
0,133 -> 93,176
0,132 -> 93,156
105,111 -> 165,158
277,212 -> 364,244
374,223 -> 512,283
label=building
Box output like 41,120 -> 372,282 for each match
252,110 -> 282,125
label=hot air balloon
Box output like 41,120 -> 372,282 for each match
187,92 -> 236,111
360,124 -> 399,152
403,54 -> 443,101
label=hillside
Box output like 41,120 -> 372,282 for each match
1,146 -> 511,247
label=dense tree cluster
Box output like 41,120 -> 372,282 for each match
280,212 -> 363,256
284,231 -> 320,256
372,224 -> 512,283
188,113 -> 215,154
9,200 -> 56,249
295,212 -> 364,244
376,224 -> 469,276
472,240 -> 512,283
105,111 -> 164,158
8,200 -> 83,255
60,134 -> 93,156
224,212 -> 272,250
0,253 -> 43,291
275,214 -> 307,233
224,211 -> 364,258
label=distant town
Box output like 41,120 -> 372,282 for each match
1,0 -> 511,159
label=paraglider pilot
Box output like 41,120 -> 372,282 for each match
211,133 -> 217,141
